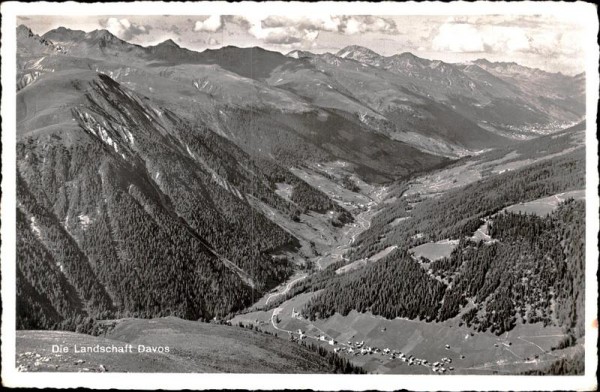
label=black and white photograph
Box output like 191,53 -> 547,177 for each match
1,1 -> 598,390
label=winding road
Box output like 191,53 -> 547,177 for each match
270,308 -> 347,348
314,194 -> 382,270
265,275 -> 307,305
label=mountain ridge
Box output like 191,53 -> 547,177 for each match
35,25 -> 579,77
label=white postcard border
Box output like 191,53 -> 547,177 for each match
1,2 -> 598,390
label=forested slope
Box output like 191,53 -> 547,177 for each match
304,200 -> 585,337
349,148 -> 585,260
16,72 -> 340,330
301,150 -> 585,337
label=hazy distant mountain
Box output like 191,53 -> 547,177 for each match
336,45 -> 382,63
470,58 -> 585,123
273,46 -> 511,155
32,26 -> 444,174
329,45 -> 584,139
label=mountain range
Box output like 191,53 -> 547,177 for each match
15,24 -> 585,331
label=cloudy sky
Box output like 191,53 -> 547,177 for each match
18,14 -> 588,75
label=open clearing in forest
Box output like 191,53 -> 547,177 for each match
409,239 -> 459,261
503,189 -> 585,217
390,216 -> 410,226
274,182 -> 294,202
290,165 -> 372,211
335,245 -> 397,275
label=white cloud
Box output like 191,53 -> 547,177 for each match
344,18 -> 363,35
262,15 -> 340,32
430,18 -> 586,61
222,15 -> 252,30
244,16 -> 320,45
256,27 -> 308,45
433,23 -> 532,54
339,16 -> 397,35
194,15 -> 222,32
229,15 -> 397,46
426,17 -> 586,74
101,17 -> 150,40
559,31 -> 584,56
432,23 -> 484,52
483,26 -> 529,53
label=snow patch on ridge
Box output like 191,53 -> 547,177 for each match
339,50 -> 352,59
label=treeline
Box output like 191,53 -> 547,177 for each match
437,200 -> 585,335
521,351 -> 584,375
234,321 -> 365,374
349,148 -> 585,262
300,200 -> 585,337
302,249 -> 446,321
16,69 -> 361,332
302,341 -> 367,374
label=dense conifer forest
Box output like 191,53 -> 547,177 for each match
15,77 -> 350,329
298,151 -> 585,338
347,149 -> 584,261
303,200 -> 585,337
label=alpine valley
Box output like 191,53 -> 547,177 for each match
15,24 -> 586,375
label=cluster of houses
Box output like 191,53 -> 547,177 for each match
431,357 -> 454,373
291,329 -> 338,346
287,326 -> 462,373
328,339 -> 462,373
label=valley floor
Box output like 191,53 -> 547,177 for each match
232,293 -> 583,375
234,146 -> 587,375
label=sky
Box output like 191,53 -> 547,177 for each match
18,14 -> 588,75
